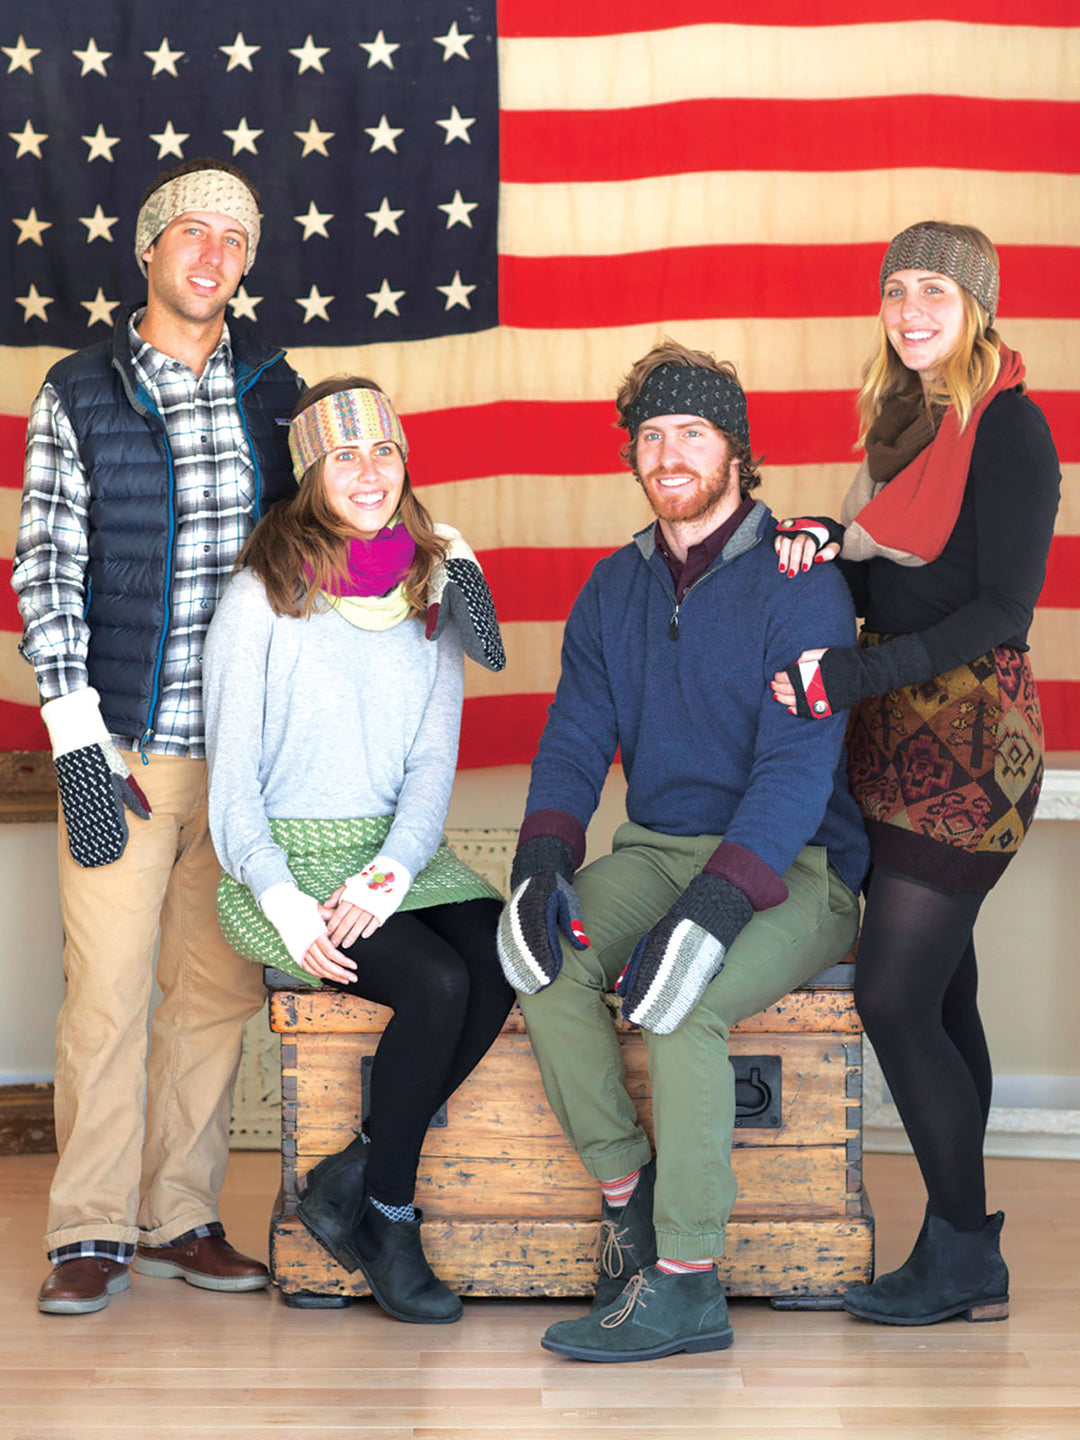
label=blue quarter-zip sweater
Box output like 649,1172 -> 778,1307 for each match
525,501 -> 869,898
46,308 -> 301,741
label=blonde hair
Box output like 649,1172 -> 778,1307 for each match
857,223 -> 1004,442
238,376 -> 447,619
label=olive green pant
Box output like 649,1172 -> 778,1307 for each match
516,823 -> 860,1261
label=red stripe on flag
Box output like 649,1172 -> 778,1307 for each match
1,414 -> 27,483
459,692 -> 553,768
1039,536 -> 1080,608
0,560 -> 21,628
1037,680 -> 1080,753
0,703 -> 46,752
499,0 -> 1077,32
501,98 -> 1079,183
500,246 -> 1080,327
478,547 -> 615,622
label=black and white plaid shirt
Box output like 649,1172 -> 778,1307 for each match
13,314 -> 257,756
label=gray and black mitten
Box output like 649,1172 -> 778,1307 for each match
41,688 -> 152,868
426,528 -> 506,671
616,874 -> 753,1034
497,835 -> 589,994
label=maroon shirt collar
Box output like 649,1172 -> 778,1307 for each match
654,497 -> 754,601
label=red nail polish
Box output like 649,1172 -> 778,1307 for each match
802,562 -> 810,572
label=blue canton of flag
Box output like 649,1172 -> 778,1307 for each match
1,0 -> 498,349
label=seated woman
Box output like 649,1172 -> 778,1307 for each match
204,376 -> 513,1325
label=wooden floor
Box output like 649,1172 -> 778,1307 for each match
0,1151 -> 1077,1439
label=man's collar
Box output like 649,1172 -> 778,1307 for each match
128,309 -> 234,377
653,496 -> 755,570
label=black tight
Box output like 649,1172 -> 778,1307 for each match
854,867 -> 992,1231
328,898 -> 512,1204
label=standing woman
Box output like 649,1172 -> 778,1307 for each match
204,377 -> 513,1324
770,223 -> 1060,1325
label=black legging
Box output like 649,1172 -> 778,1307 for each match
328,898 -> 512,1204
853,866 -> 992,1232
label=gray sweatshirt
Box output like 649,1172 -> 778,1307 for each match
203,567 -> 464,900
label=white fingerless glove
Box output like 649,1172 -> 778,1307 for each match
41,687 -> 152,868
339,853 -> 413,925
258,881 -> 327,967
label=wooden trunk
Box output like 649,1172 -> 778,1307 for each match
267,975 -> 873,1306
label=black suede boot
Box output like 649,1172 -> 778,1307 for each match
843,1210 -> 1009,1325
296,1133 -> 369,1273
350,1200 -> 463,1324
592,1158 -> 658,1312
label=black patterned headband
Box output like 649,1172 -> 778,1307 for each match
621,362 -> 750,446
879,223 -> 999,325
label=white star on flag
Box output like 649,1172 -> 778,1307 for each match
9,121 -> 48,159
79,206 -> 119,243
72,39 -> 111,77
81,289 -> 120,327
16,284 -> 53,322
360,31 -> 400,69
366,279 -> 405,317
82,125 -> 120,162
294,120 -> 334,157
3,36 -> 40,74
436,106 -> 475,145
222,118 -> 263,156
220,32 -> 260,72
229,287 -> 263,322
366,197 -> 404,237
13,209 -> 52,246
12,210 -> 51,246
436,271 -> 476,310
294,202 -> 334,240
149,121 -> 189,160
144,38 -> 184,77
290,36 -> 330,74
434,22 -> 474,61
365,116 -> 404,154
438,190 -> 478,229
296,285 -> 334,323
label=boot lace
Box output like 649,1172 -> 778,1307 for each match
600,1271 -> 654,1329
597,1218 -> 630,1280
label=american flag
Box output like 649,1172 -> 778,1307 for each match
2,0 -> 1077,767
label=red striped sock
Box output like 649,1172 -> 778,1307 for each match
599,1169 -> 641,1208
656,1258 -> 715,1275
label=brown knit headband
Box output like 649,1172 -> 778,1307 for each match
879,223 -> 999,325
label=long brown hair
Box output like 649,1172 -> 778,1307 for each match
857,222 -> 1003,442
238,376 -> 447,618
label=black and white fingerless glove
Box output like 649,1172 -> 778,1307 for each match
784,632 -> 935,719
775,516 -> 845,562
616,874 -> 753,1034
41,688 -> 152,868
497,835 -> 590,994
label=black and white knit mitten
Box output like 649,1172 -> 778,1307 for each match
426,527 -> 506,672
42,688 -> 152,868
616,874 -> 753,1034
497,835 -> 589,994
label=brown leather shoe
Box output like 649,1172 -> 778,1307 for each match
133,1235 -> 270,1292
37,1257 -> 130,1315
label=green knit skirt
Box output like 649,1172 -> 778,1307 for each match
217,816 -> 502,985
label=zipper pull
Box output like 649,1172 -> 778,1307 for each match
139,729 -> 152,764
669,604 -> 680,641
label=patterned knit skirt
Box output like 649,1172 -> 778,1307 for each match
845,637 -> 1044,893
217,816 -> 502,985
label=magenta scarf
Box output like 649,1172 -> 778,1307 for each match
336,526 -> 416,597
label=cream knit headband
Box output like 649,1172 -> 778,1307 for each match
289,388 -> 409,480
135,170 -> 261,276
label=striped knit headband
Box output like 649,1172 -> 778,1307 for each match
880,223 -> 999,325
289,388 -> 409,480
622,362 -> 750,446
135,170 -> 261,277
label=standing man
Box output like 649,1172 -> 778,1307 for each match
12,158 -> 302,1314
497,340 -> 869,1362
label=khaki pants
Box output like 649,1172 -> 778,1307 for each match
45,753 -> 266,1254
517,823 -> 860,1261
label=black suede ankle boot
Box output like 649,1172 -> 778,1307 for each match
350,1200 -> 463,1324
296,1133 -> 369,1273
843,1210 -> 1009,1325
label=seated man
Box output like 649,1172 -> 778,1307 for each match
497,339 -> 869,1363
